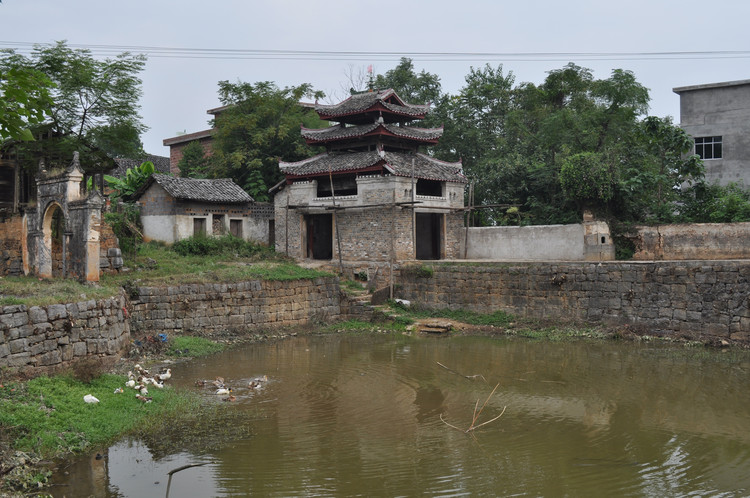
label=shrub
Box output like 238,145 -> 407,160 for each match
172,234 -> 274,258
401,264 -> 434,278
104,203 -> 142,257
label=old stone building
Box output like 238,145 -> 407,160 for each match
133,174 -> 273,245
273,89 -> 466,269
673,79 -> 750,186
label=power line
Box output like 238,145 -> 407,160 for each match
2,41 -> 749,62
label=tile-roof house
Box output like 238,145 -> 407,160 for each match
274,89 -> 466,265
132,174 -> 274,245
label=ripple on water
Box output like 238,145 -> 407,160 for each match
50,335 -> 750,497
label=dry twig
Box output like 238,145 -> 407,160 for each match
440,382 -> 506,433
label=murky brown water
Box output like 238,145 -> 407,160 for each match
50,334 -> 750,497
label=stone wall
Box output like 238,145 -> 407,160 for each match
0,293 -> 130,374
128,276 -> 354,335
395,262 -> 750,342
631,222 -> 750,260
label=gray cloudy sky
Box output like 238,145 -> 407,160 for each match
2,0 -> 748,155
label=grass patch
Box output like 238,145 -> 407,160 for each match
340,279 -> 367,293
0,276 -> 122,307
167,336 -> 227,357
0,370 -> 227,493
507,326 -> 609,341
0,374 -> 195,456
102,241 -> 331,288
1,239 -> 332,306
321,319 -> 409,334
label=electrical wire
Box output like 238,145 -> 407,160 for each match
1,41 -> 749,62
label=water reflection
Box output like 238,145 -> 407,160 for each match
51,335 -> 750,497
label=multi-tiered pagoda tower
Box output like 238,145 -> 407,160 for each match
274,89 -> 466,271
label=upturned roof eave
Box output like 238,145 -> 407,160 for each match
316,102 -> 427,121
283,162 -> 386,180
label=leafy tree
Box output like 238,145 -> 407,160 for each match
2,41 -> 146,173
560,152 -> 617,210
209,80 -> 325,202
430,63 -> 658,225
372,58 -> 443,106
177,140 -> 210,179
678,181 -> 750,223
0,52 -> 54,141
615,116 -> 703,222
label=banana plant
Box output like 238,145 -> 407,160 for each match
104,160 -> 155,201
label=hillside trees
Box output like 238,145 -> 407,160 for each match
1,41 -> 147,173
209,81 -> 325,202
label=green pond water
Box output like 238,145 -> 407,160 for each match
51,333 -> 750,497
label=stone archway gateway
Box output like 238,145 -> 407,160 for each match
25,152 -> 106,282
40,202 -> 65,278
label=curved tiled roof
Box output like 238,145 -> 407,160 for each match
280,151 -> 465,183
302,123 -> 443,143
315,89 -> 429,119
140,174 -> 253,203
301,123 -> 443,143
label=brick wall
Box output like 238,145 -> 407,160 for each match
168,137 -> 213,175
396,261 -> 750,343
0,214 -> 24,276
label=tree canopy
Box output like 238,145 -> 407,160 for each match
199,58 -> 748,228
1,41 -> 147,173
0,52 -> 54,142
421,62 -> 708,225
208,80 -> 325,202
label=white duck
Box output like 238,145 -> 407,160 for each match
83,394 -> 100,404
155,369 -> 171,382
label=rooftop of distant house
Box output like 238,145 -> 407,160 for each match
133,173 -> 253,204
673,78 -> 750,94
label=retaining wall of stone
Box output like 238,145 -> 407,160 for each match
0,293 -> 130,374
395,262 -> 750,342
127,276 -> 355,335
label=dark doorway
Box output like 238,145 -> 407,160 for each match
306,214 -> 333,260
415,212 -> 442,260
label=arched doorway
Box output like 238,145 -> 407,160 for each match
41,203 -> 66,278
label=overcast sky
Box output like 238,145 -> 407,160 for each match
2,0 -> 748,156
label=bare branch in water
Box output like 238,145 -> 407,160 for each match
440,383 -> 506,433
437,361 -> 487,382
